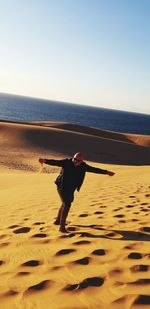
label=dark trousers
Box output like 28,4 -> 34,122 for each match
56,188 -> 74,227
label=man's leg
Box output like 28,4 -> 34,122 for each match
54,204 -> 63,225
53,189 -> 65,225
59,201 -> 72,233
56,189 -> 73,232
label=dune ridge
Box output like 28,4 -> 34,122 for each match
0,121 -> 150,173
31,121 -> 150,147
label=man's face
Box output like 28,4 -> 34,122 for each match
73,154 -> 83,166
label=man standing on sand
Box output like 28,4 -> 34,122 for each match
39,153 -> 115,233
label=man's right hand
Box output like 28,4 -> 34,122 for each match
39,158 -> 45,164
107,171 -> 115,176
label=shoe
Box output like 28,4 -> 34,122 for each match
59,226 -> 69,233
53,219 -> 60,225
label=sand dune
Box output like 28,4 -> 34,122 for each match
32,121 -> 150,147
0,121 -> 150,172
0,120 -> 150,308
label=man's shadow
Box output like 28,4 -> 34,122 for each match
66,224 -> 150,241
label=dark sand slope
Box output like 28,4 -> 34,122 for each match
0,121 -> 150,172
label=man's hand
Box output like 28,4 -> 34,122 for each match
39,158 -> 45,164
107,171 -> 115,176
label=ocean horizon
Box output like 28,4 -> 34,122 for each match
0,92 -> 150,135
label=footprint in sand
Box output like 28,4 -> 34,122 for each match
79,277 -> 104,289
73,257 -> 91,265
141,209 -> 149,212
129,278 -> 150,285
141,202 -> 148,205
91,249 -> 106,256
13,227 -> 31,234
127,252 -> 143,259
113,207 -> 123,211
134,295 -> 150,305
25,280 -> 52,294
8,225 -> 20,229
145,194 -> 150,197
21,260 -> 42,267
73,240 -> 91,245
31,233 -> 47,238
130,264 -> 149,272
16,272 -> 31,276
78,214 -> 89,217
33,222 -> 45,225
64,277 -> 104,291
55,249 -> 76,256
114,214 -> 125,218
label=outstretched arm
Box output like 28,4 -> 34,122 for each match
39,158 -> 66,167
85,163 -> 115,176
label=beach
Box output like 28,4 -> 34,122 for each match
0,121 -> 150,309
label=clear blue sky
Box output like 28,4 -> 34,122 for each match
0,0 -> 150,114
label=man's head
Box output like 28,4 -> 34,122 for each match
73,152 -> 84,166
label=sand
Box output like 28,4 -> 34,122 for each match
0,121 -> 150,309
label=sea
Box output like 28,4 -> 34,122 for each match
0,93 -> 150,135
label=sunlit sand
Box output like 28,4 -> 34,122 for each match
0,121 -> 150,309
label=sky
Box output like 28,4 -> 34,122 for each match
0,0 -> 150,114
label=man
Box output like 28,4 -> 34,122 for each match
39,152 -> 115,233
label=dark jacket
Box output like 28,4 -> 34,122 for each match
45,158 -> 108,192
